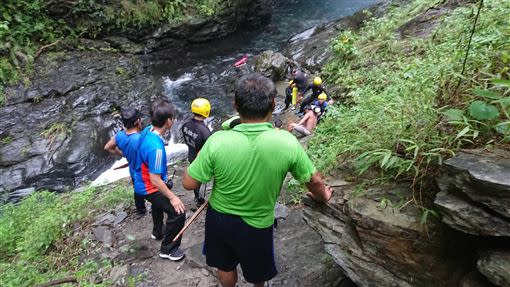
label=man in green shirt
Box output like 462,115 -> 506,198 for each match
182,73 -> 332,287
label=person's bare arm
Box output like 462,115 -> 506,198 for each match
149,173 -> 185,214
104,137 -> 123,157
297,112 -> 310,126
182,169 -> 201,190
305,172 -> 333,203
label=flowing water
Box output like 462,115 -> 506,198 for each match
93,0 -> 379,186
148,0 -> 380,118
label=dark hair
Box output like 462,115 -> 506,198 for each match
274,118 -> 283,128
235,73 -> 276,120
120,108 -> 140,129
150,98 -> 175,128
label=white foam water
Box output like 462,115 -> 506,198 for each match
163,73 -> 193,95
91,144 -> 189,187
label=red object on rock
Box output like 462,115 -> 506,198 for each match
234,55 -> 248,67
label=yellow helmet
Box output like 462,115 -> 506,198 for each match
191,98 -> 211,118
313,77 -> 322,86
318,92 -> 327,100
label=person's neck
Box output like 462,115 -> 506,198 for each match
240,114 -> 271,124
152,126 -> 167,136
125,127 -> 140,135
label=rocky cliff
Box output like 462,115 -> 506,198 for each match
0,0 -> 273,200
435,150 -> 510,287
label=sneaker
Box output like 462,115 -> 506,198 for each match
151,233 -> 163,240
159,247 -> 185,261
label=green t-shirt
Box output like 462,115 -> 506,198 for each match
187,122 -> 316,228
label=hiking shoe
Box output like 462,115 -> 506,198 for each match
159,247 -> 185,261
151,233 -> 163,240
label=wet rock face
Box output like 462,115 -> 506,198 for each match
132,0 -> 274,50
303,183 -> 470,287
435,150 -> 510,236
1,50 -> 161,199
282,2 -> 388,72
46,0 -> 273,45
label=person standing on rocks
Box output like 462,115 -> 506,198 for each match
134,99 -> 186,261
104,107 -> 146,216
182,98 -> 212,207
182,73 -> 333,287
290,69 -> 308,106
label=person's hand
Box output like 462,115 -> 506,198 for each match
323,185 -> 333,202
170,196 -> 186,214
307,185 -> 333,203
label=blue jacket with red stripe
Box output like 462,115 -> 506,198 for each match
133,127 -> 167,195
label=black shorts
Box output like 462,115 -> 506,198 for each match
204,206 -> 277,283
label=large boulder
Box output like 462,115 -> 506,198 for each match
254,50 -> 298,81
435,191 -> 510,236
303,182 -> 470,287
435,150 -> 510,236
478,250 -> 510,287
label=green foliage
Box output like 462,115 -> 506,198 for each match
420,208 -> 439,225
309,0 -> 510,201
1,135 -> 13,145
285,179 -> 307,204
332,30 -> 357,61
468,100 -> 499,120
445,83 -> 510,143
0,183 -> 131,286
0,1 -> 66,103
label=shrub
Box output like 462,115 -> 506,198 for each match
309,0 -> 510,203
0,183 -> 131,286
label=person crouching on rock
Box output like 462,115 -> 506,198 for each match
182,73 -> 333,287
312,92 -> 329,122
133,99 -> 186,261
298,76 -> 329,114
289,105 -> 321,137
104,107 -> 146,216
